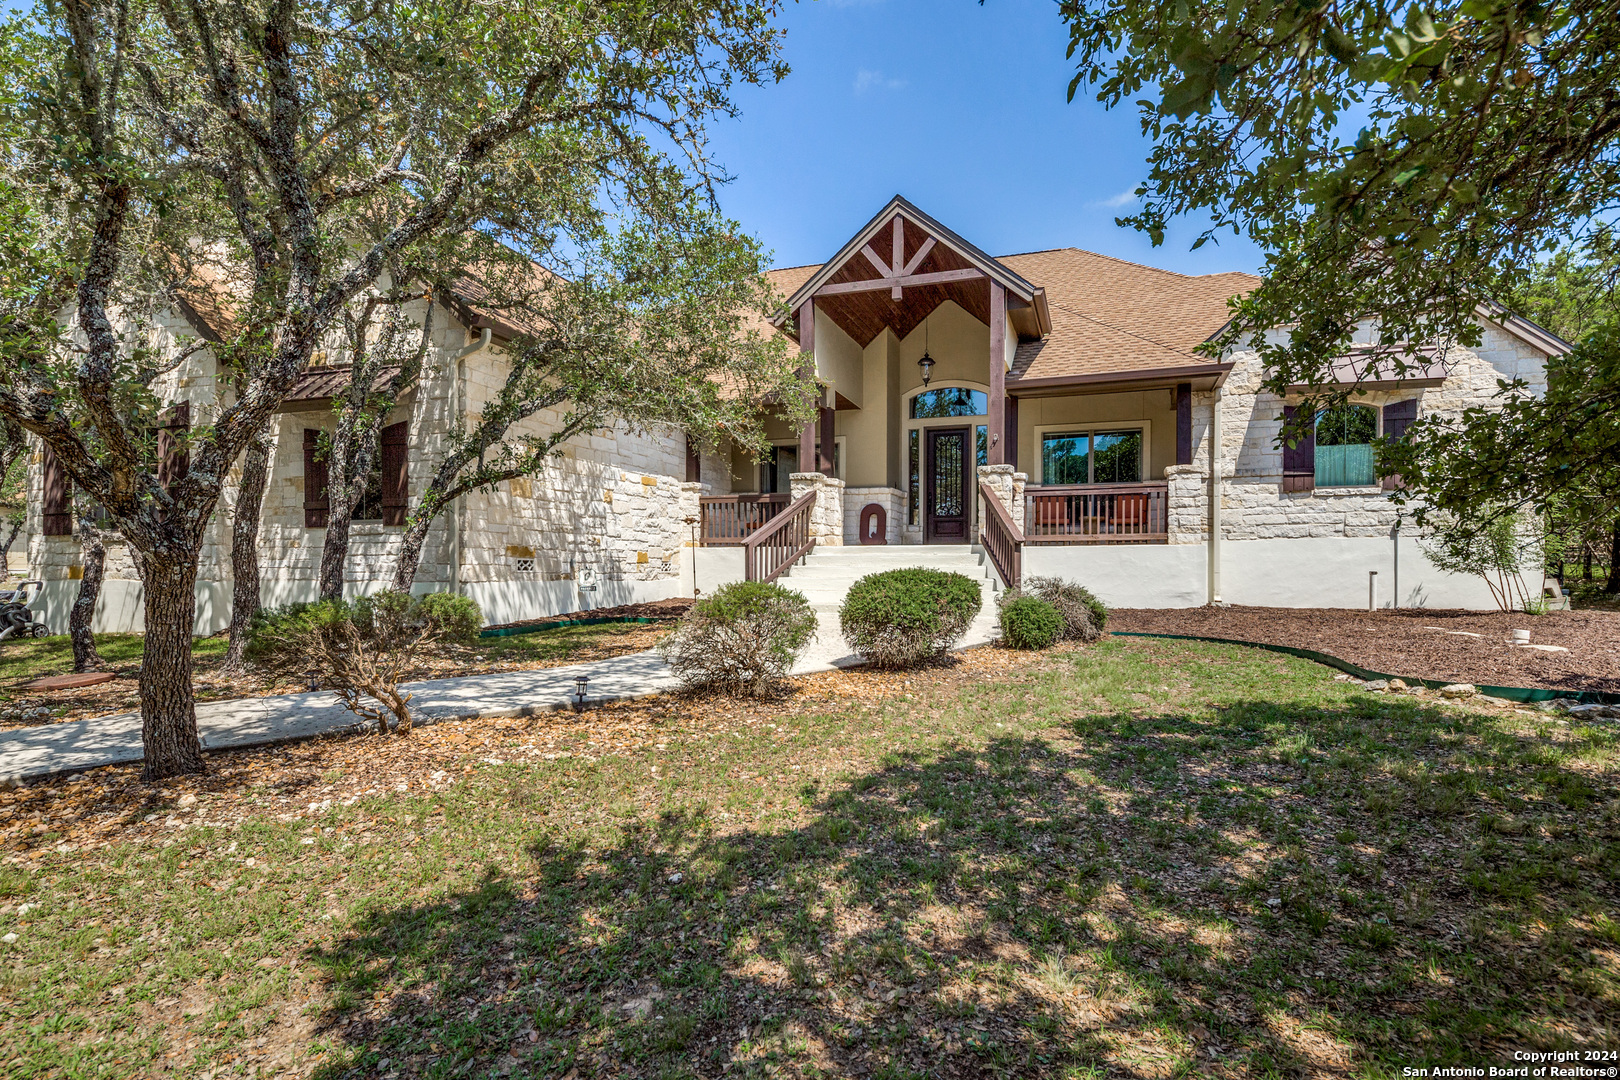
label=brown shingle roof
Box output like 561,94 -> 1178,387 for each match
767,247 -> 1257,385
998,249 -> 1257,383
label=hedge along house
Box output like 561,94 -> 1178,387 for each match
690,196 -> 1564,609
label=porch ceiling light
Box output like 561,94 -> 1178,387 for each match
917,312 -> 935,387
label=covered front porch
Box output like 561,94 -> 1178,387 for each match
695,197 -> 1227,583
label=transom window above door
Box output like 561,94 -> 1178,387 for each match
910,388 -> 987,419
1041,430 -> 1143,485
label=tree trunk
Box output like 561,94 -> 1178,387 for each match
391,508 -> 436,591
70,515 -> 106,672
1608,518 -> 1620,595
0,516 -> 21,575
222,427 -> 272,672
319,507 -> 354,601
138,557 -> 206,779
1584,542 -> 1594,580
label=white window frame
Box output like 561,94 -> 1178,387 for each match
1032,421 -> 1153,485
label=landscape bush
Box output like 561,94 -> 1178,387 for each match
999,595 -> 1063,649
247,590 -> 483,732
839,567 -> 982,668
1021,575 -> 1107,641
991,595 -> 1069,647
658,581 -> 816,696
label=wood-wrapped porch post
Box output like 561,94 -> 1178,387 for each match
818,403 -> 835,474
797,300 -> 817,472
988,281 -> 1007,465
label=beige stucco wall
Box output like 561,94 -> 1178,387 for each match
1013,389 -> 1178,484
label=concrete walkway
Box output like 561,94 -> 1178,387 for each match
1,553 -> 1004,784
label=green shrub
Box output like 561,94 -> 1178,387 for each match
659,581 -> 816,695
999,595 -> 1063,649
839,568 -> 982,668
248,589 -> 483,732
1022,575 -> 1107,640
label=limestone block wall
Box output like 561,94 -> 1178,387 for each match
843,487 -> 904,545
1164,465 -> 1207,544
1208,323 -> 1550,543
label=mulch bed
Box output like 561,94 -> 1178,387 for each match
1110,605 -> 1620,692
482,597 -> 693,632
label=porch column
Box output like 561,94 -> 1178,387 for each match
817,403 -> 835,473
1175,383 -> 1193,465
797,299 -> 817,473
988,281 -> 1008,465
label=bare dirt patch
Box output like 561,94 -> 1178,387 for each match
1111,605 -> 1620,692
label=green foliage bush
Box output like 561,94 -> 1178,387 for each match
839,568 -> 983,668
248,590 -> 483,731
1022,576 -> 1107,641
999,596 -> 1063,650
659,581 -> 816,696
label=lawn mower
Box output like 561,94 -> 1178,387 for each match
0,579 -> 50,640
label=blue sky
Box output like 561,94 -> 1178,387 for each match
708,0 -> 1266,277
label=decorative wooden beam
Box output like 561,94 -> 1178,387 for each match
861,244 -> 893,278
988,281 -> 1007,466
901,237 -> 936,277
891,218 -> 905,300
798,299 -> 816,470
815,267 -> 984,298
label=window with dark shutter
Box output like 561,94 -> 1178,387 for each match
1280,405 -> 1316,493
303,428 -> 330,528
41,442 -> 73,536
1381,399 -> 1419,490
380,422 -> 409,526
156,402 -> 191,492
685,435 -> 701,484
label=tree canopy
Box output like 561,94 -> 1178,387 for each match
1058,0 -> 1620,391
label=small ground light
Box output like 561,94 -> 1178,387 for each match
306,671 -> 320,691
574,673 -> 590,708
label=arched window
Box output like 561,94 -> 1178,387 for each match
1315,404 -> 1378,487
910,387 -> 987,419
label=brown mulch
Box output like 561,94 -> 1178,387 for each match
1110,605 -> 1620,693
482,596 -> 693,631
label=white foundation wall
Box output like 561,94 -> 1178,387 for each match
1219,536 -> 1528,610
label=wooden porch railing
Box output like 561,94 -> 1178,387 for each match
699,493 -> 789,545
978,481 -> 1023,589
743,489 -> 817,582
1024,482 -> 1169,544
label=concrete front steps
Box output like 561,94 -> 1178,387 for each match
776,544 -> 1004,668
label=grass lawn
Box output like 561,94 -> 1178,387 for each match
1,637 -> 1616,1078
0,633 -> 230,686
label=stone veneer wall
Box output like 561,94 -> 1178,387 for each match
1171,322 -> 1552,543
842,487 -> 904,545
789,472 -> 845,547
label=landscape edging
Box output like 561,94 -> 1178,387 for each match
1110,631 -> 1620,706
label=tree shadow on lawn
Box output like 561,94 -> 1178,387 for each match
305,695 -> 1618,1079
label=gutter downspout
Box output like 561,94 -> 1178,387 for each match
1207,386 -> 1223,605
449,328 -> 493,596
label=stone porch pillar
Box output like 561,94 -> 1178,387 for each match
977,464 -> 1022,539
1164,464 -> 1207,544
789,472 -> 844,547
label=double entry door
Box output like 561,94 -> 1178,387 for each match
924,426 -> 971,543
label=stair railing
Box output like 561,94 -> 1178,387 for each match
744,487 -> 818,582
978,481 -> 1024,589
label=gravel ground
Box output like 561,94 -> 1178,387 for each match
1110,605 -> 1620,692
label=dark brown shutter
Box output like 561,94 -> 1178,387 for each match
1175,383 -> 1193,466
1280,404 -> 1316,493
1381,399 -> 1419,491
41,442 -> 73,536
380,421 -> 409,526
303,428 -> 330,528
156,401 -> 191,492
685,435 -> 701,484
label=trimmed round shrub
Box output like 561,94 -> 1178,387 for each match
659,581 -> 816,696
839,567 -> 983,668
999,595 -> 1063,649
1022,575 -> 1107,641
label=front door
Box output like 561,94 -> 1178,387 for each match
925,426 -> 971,543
